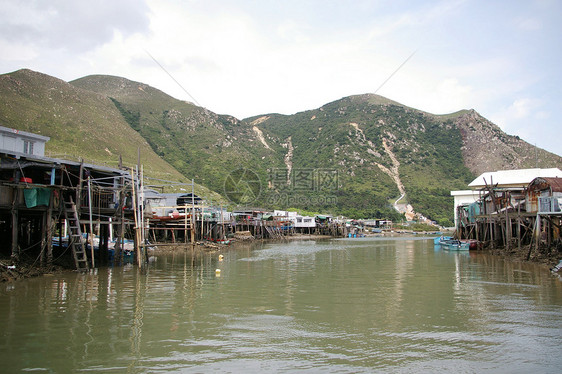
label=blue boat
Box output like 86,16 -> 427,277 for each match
348,233 -> 365,238
433,236 -> 452,245
438,237 -> 470,251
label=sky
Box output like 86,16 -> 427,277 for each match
0,0 -> 560,155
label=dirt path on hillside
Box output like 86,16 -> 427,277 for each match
374,138 -> 415,220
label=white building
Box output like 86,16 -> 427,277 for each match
294,215 -> 316,229
450,190 -> 482,227
273,210 -> 316,230
273,210 -> 297,218
0,125 -> 50,157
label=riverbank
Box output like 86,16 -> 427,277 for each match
486,241 -> 562,269
0,259 -> 65,282
3,234 -> 561,282
160,233 -> 335,253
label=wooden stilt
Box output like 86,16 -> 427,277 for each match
11,188 -> 19,262
534,215 -> 539,250
505,209 -> 511,250
517,204 -> 521,252
100,219 -> 109,265
184,204 -> 188,244
46,189 -> 54,266
40,208 -> 47,267
77,160 -> 84,211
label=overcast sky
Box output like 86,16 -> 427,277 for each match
1,0 -> 560,155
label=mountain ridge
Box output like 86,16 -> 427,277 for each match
2,69 -> 561,225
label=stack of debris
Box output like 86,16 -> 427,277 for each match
234,231 -> 254,241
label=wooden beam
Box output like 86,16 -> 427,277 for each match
46,189 -> 54,266
11,188 -> 19,262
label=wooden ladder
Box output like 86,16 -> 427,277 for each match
63,196 -> 89,271
265,225 -> 279,239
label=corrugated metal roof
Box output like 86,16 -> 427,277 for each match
529,177 -> 562,193
547,178 -> 562,192
1,151 -> 129,176
468,168 -> 562,189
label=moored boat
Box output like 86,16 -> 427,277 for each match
439,237 -> 470,251
433,236 -> 452,245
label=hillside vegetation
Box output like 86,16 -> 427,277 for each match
248,95 -> 476,224
71,74 -> 283,198
1,69 -> 561,225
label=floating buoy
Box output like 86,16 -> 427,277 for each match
215,269 -> 221,276
218,254 -> 224,261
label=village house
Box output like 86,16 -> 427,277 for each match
525,177 -> 562,214
0,126 -> 133,269
451,168 -> 562,252
452,168 -> 562,227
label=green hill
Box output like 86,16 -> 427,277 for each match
0,69 -> 220,198
2,69 -> 561,225
245,95 -> 476,223
70,75 -> 284,199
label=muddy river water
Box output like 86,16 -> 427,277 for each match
1,237 -> 561,373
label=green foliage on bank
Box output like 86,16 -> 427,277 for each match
394,222 -> 441,232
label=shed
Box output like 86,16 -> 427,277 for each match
315,215 -> 332,224
177,193 -> 203,206
526,177 -> 562,214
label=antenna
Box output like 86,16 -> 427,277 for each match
144,49 -> 202,107
374,50 -> 417,95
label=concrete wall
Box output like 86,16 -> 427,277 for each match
450,190 -> 481,228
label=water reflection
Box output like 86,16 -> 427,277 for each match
0,238 -> 561,373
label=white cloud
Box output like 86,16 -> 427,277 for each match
535,110 -> 550,120
0,0 -> 150,52
433,78 -> 472,111
490,97 -> 543,131
486,96 -> 562,155
509,98 -> 542,119
516,17 -> 542,31
276,20 -> 312,43
0,40 -> 38,62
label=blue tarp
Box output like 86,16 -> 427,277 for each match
467,201 -> 481,223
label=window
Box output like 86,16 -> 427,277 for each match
23,140 -> 34,154
2,135 -> 16,152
